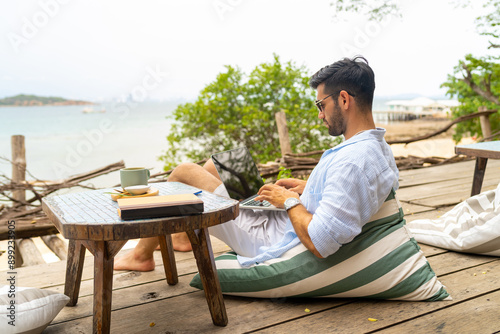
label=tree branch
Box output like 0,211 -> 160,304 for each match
488,41 -> 500,49
460,63 -> 500,105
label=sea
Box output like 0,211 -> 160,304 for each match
0,101 -> 179,189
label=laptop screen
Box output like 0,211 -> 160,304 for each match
211,147 -> 265,200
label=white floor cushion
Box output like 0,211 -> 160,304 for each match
407,183 -> 500,256
0,286 -> 69,334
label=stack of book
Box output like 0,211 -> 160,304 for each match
117,193 -> 204,220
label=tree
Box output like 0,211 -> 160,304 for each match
441,0 -> 500,141
330,0 -> 401,21
159,55 -> 340,170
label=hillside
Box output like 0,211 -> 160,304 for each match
0,94 -> 93,107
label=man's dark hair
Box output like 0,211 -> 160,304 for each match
309,56 -> 375,110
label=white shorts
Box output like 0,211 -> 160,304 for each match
208,184 -> 289,258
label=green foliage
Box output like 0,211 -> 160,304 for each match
330,0 -> 401,21
160,54 -> 340,170
475,0 -> 500,47
277,166 -> 293,180
441,55 -> 500,141
441,0 -> 500,142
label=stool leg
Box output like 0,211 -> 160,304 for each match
91,240 -> 114,334
64,239 -> 85,306
471,157 -> 488,196
159,234 -> 178,285
187,228 -> 228,327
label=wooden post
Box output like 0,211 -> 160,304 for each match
12,135 -> 28,268
275,111 -> 292,160
11,135 -> 27,205
478,106 -> 492,141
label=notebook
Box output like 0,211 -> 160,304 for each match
211,147 -> 284,211
117,193 -> 204,220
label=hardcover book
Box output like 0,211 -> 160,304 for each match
117,193 -> 204,220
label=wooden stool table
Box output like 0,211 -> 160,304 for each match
455,141 -> 500,196
41,182 -> 239,334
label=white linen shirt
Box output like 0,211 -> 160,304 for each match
237,128 -> 399,266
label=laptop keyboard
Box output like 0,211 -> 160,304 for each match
242,198 -> 272,207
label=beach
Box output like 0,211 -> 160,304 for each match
382,118 -> 474,158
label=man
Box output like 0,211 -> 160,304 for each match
114,56 -> 399,271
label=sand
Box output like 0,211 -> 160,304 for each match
380,118 -> 474,158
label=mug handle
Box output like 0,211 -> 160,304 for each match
147,169 -> 150,179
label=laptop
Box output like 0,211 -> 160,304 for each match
211,147 -> 285,211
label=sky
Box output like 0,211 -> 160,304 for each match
0,0 -> 494,102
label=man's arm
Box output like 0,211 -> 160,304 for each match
255,183 -> 323,258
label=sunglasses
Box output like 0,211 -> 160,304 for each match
314,91 -> 356,112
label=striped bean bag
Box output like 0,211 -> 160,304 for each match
407,182 -> 500,256
191,190 -> 450,301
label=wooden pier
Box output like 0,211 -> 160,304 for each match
2,158 -> 500,333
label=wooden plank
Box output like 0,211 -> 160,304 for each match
51,249 -> 473,324
405,206 -> 456,222
399,202 -> 436,215
41,234 -> 68,260
251,260 -> 500,334
0,218 -> 58,240
398,159 -> 500,188
397,175 -> 499,207
16,238 -> 45,266
398,160 -> 474,187
417,243 -> 448,257
45,258 -> 500,334
377,291 -> 500,333
427,251 -> 497,277
52,274 -> 200,323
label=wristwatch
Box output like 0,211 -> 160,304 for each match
284,197 -> 301,211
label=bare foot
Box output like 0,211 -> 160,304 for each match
172,232 -> 193,252
114,249 -> 155,272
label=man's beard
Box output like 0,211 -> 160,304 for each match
326,103 -> 345,137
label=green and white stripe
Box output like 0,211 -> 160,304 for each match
191,190 -> 450,301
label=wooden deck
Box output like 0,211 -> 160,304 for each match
4,159 -> 500,333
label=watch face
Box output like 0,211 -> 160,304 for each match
285,198 -> 300,210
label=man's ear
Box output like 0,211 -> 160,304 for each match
339,90 -> 351,110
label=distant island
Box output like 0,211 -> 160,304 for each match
0,94 -> 93,107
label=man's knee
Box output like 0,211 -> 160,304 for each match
168,162 -> 200,183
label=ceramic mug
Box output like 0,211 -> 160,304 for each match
120,167 -> 150,188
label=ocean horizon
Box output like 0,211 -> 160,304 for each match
0,101 -> 177,189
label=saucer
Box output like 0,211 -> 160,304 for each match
124,185 -> 151,195
110,187 -> 159,201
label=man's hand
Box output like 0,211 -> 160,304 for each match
256,184 -> 300,209
275,178 -> 307,195
257,181 -> 322,258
